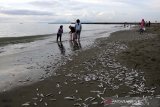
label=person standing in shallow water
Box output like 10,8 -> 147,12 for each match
75,19 -> 82,41
57,25 -> 63,42
69,25 -> 76,41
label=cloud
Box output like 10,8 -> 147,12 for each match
97,12 -> 104,16
0,9 -> 53,16
70,0 -> 102,4
0,0 -> 159,22
29,0 -> 60,8
149,0 -> 160,9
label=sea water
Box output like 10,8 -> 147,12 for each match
0,22 -> 122,38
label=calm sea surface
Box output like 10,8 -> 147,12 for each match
0,23 -> 123,38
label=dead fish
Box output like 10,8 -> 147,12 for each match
100,88 -> 106,94
40,98 -> 43,102
75,90 -> 78,93
85,97 -> 93,101
75,98 -> 83,101
40,94 -> 44,97
46,93 -> 53,97
32,97 -> 38,100
101,97 -> 105,100
74,103 -> 81,106
82,103 -> 88,107
97,94 -> 101,98
36,93 -> 40,96
64,82 -> 68,84
90,98 -> 96,101
64,96 -> 75,100
58,91 -> 61,95
50,99 -> 56,101
44,102 -> 48,106
92,102 -> 98,105
33,102 -> 37,106
90,91 -> 101,93
56,84 -> 60,88
84,77 -> 91,81
98,83 -> 104,88
22,102 -> 30,106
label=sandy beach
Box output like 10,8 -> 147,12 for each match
0,25 -> 160,107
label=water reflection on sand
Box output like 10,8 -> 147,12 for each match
69,40 -> 82,51
57,41 -> 65,55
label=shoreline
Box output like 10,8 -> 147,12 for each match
0,25 -> 160,107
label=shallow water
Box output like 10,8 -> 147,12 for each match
0,24 -> 126,91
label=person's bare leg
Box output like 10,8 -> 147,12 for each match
73,33 -> 76,41
70,33 -> 72,41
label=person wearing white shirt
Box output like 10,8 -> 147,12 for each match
75,19 -> 82,41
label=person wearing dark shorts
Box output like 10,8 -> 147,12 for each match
57,25 -> 63,42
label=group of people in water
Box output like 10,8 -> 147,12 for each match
56,19 -> 82,42
56,19 -> 82,55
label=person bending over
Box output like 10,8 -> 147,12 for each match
69,25 -> 76,41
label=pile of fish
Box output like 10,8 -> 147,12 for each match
22,41 -> 158,106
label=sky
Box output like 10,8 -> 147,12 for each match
0,0 -> 160,23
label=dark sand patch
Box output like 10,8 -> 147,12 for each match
0,34 -> 53,46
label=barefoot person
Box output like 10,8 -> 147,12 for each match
57,25 -> 63,42
75,19 -> 82,41
69,25 -> 76,41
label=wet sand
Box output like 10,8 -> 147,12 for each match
0,34 -> 53,46
0,25 -> 160,107
0,33 -> 94,91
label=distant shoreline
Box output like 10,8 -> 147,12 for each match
71,22 -> 160,25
